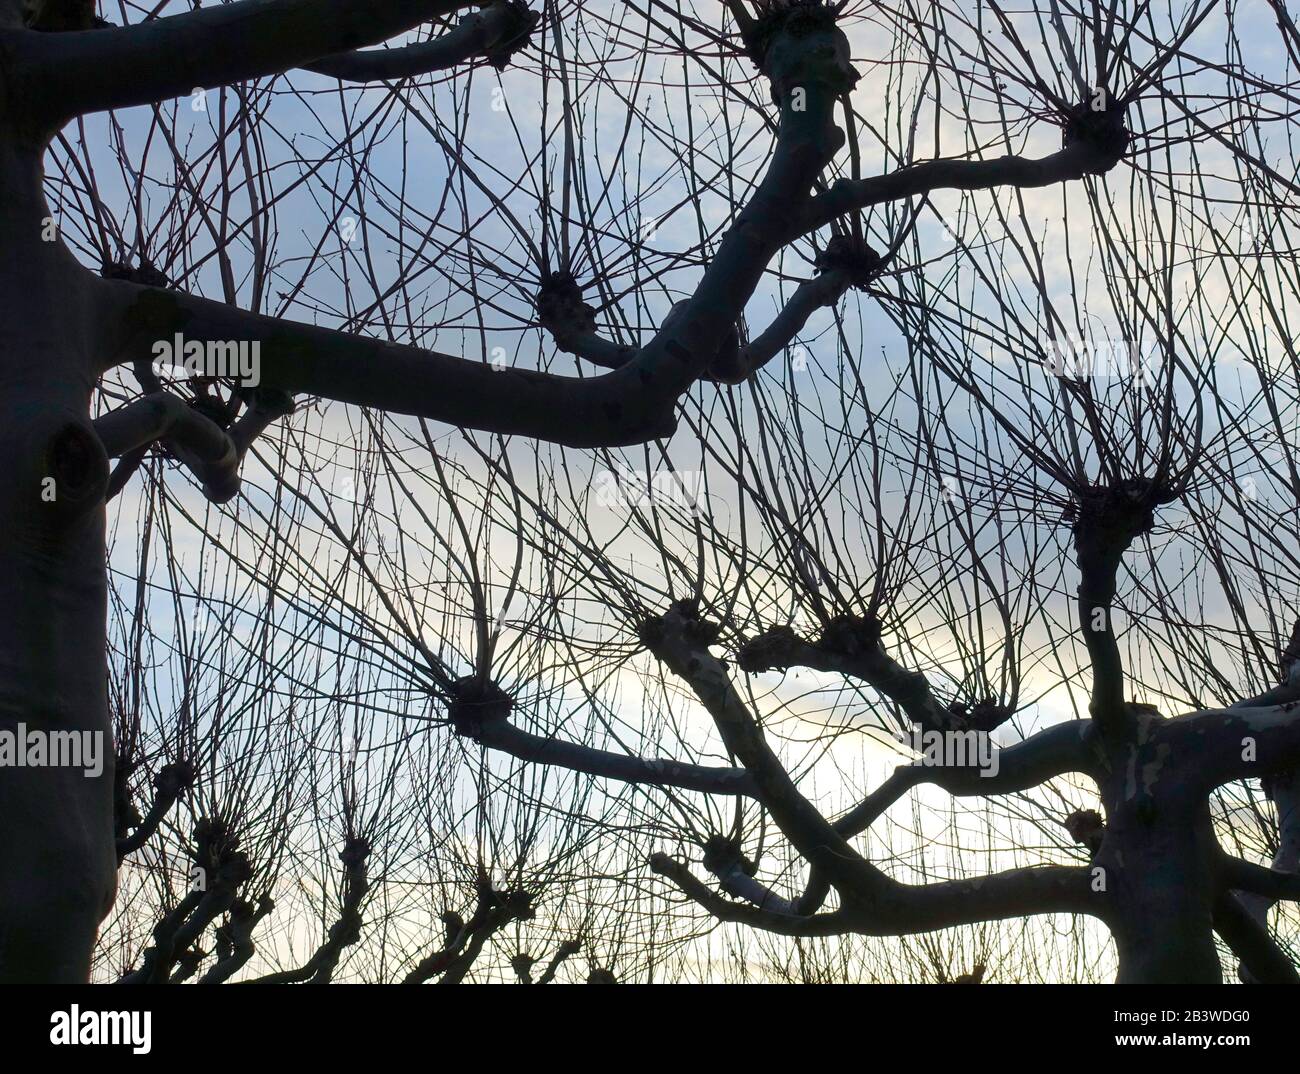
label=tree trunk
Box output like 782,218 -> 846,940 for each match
0,118 -> 116,981
1109,884 -> 1222,984
1099,780 -> 1223,983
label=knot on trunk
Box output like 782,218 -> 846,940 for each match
742,1 -> 843,65
1261,768 -> 1299,802
735,615 -> 881,672
815,233 -> 883,290
483,1 -> 541,70
340,834 -> 371,874
234,385 -> 296,419
702,834 -> 758,877
1068,477 -> 1177,564
816,612 -> 882,654
154,759 -> 197,800
1063,808 -> 1106,855
184,390 -> 236,429
471,879 -> 536,925
735,624 -> 799,673
638,599 -> 721,653
225,894 -> 274,933
447,676 -> 513,736
328,907 -> 365,947
946,697 -> 1011,734
102,259 -> 172,289
536,271 -> 596,338
1062,98 -> 1131,169
35,417 -> 110,525
744,1 -> 860,106
192,816 -> 253,889
50,422 -> 102,495
213,850 -> 253,891
440,910 -> 466,946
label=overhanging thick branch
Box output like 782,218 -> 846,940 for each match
95,279 -> 679,448
1172,704 -> 1300,790
657,851 -> 1096,938
19,0 -> 472,120
305,1 -> 537,81
858,865 -> 1098,935
1222,853 -> 1300,902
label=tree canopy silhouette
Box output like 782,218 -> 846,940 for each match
1,0 -> 1298,983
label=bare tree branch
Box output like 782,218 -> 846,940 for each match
304,0 -> 537,81
20,0 -> 473,120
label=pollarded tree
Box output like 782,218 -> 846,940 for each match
3,0 -> 1288,983
1,0 -> 841,980
334,2 -> 1300,983
97,380 -> 678,983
